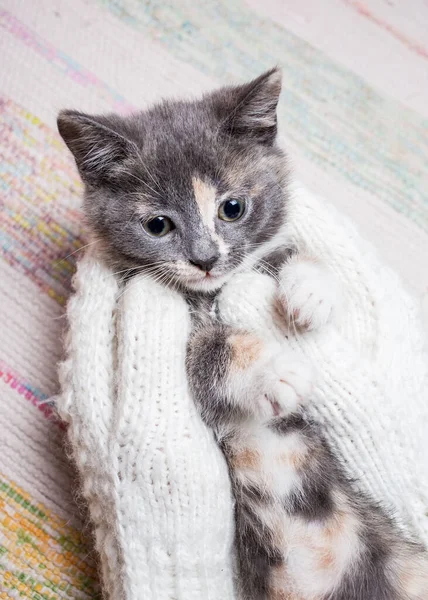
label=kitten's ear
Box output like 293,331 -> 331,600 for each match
216,68 -> 282,144
57,110 -> 133,184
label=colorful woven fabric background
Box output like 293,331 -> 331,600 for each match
1,0 -> 427,597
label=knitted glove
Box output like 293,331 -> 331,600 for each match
58,184 -> 428,600
57,252 -> 236,600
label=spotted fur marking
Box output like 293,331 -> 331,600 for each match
229,333 -> 264,371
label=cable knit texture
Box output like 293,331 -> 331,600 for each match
57,184 -> 428,599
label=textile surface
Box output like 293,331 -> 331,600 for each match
1,0 -> 427,597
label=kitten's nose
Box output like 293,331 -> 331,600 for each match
189,255 -> 219,272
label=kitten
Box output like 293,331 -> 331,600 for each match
58,69 -> 428,599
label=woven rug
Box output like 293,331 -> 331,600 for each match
1,0 -> 427,597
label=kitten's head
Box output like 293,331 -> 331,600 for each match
58,68 -> 289,293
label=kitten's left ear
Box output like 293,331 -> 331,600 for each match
215,68 -> 282,145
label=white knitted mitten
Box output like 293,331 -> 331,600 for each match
58,184 -> 428,599
57,253 -> 235,600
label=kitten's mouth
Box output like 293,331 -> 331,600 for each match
182,271 -> 229,292
186,271 -> 216,282
186,273 -> 212,281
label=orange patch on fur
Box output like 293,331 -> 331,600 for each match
230,448 -> 261,469
229,333 -> 263,370
324,510 -> 347,539
192,176 -> 216,228
277,451 -> 308,470
318,549 -> 336,570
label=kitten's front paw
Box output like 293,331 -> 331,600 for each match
278,257 -> 340,332
256,348 -> 315,420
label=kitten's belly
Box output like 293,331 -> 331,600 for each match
227,419 -> 362,599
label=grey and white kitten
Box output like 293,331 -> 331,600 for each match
58,69 -> 428,599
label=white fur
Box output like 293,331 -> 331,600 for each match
284,502 -> 362,598
227,341 -> 315,420
266,349 -> 315,415
174,259 -> 231,292
232,423 -> 308,499
279,256 -> 341,331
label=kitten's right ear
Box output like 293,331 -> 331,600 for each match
57,110 -> 133,184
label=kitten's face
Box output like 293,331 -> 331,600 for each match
58,69 -> 289,293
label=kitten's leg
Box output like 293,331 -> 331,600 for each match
277,252 -> 341,331
186,325 -> 314,428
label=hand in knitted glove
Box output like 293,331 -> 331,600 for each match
57,251 -> 236,600
58,184 -> 428,600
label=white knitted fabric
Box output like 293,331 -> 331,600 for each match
58,256 -> 236,599
57,184 -> 428,600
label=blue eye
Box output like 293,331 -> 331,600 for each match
143,216 -> 174,237
218,198 -> 246,222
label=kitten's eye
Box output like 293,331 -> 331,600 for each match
143,216 -> 175,237
218,198 -> 246,222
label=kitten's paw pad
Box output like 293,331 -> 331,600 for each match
258,350 -> 315,418
278,259 -> 340,331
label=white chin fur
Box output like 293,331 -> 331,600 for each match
182,273 -> 230,293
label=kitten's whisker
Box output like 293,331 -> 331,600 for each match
132,147 -> 163,190
163,272 -> 180,295
111,261 -> 174,277
119,168 -> 161,198
242,240 -> 290,250
168,272 -> 182,296
122,205 -> 145,231
54,239 -> 99,265
103,261 -> 168,281
105,265 -> 146,279
115,267 -> 172,304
